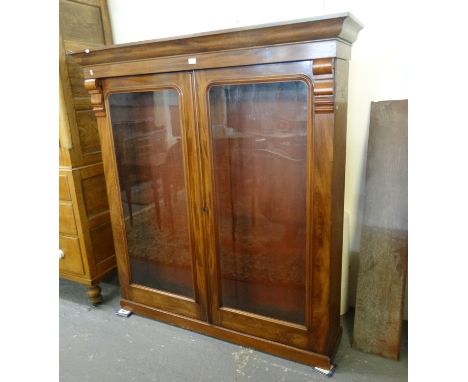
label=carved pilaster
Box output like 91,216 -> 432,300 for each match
312,58 -> 334,114
84,78 -> 106,117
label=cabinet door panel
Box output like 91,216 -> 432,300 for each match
196,62 -> 315,348
104,73 -> 207,320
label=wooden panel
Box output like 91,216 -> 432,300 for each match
59,0 -> 111,167
59,74 -> 74,166
59,202 -> 78,235
130,286 -> 201,320
219,309 -> 309,349
99,0 -> 114,44
327,59 -> 349,354
60,35 -> 82,166
80,40 -> 348,80
59,174 -> 71,201
82,173 -> 108,217
122,299 -> 333,370
352,100 -> 408,360
75,109 -> 101,154
90,222 -> 114,265
66,56 -> 91,100
59,0 -> 106,49
88,210 -> 110,228
309,112 -> 334,354
59,235 -> 85,275
353,227 -> 407,359
72,96 -> 93,111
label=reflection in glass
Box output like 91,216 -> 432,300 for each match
108,90 -> 194,298
209,81 -> 308,324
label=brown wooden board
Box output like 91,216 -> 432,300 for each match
352,100 -> 408,360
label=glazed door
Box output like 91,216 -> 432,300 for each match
196,62 -> 316,349
104,72 -> 207,320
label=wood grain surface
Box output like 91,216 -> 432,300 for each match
352,100 -> 408,360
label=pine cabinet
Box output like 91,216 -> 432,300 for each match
72,13 -> 362,371
59,0 -> 116,304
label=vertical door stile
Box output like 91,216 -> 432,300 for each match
194,69 -> 220,324
188,69 -> 210,322
305,60 -> 315,335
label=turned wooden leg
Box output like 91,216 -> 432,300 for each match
86,285 -> 103,305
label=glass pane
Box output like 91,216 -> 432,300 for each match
209,81 -> 308,324
108,90 -> 194,298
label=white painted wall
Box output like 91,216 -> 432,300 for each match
106,0 -> 408,316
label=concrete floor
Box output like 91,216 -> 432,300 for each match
60,274 -> 408,381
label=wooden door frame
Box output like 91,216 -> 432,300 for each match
194,61 -> 317,350
96,72 -> 208,320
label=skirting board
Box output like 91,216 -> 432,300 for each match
121,298 -> 340,370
